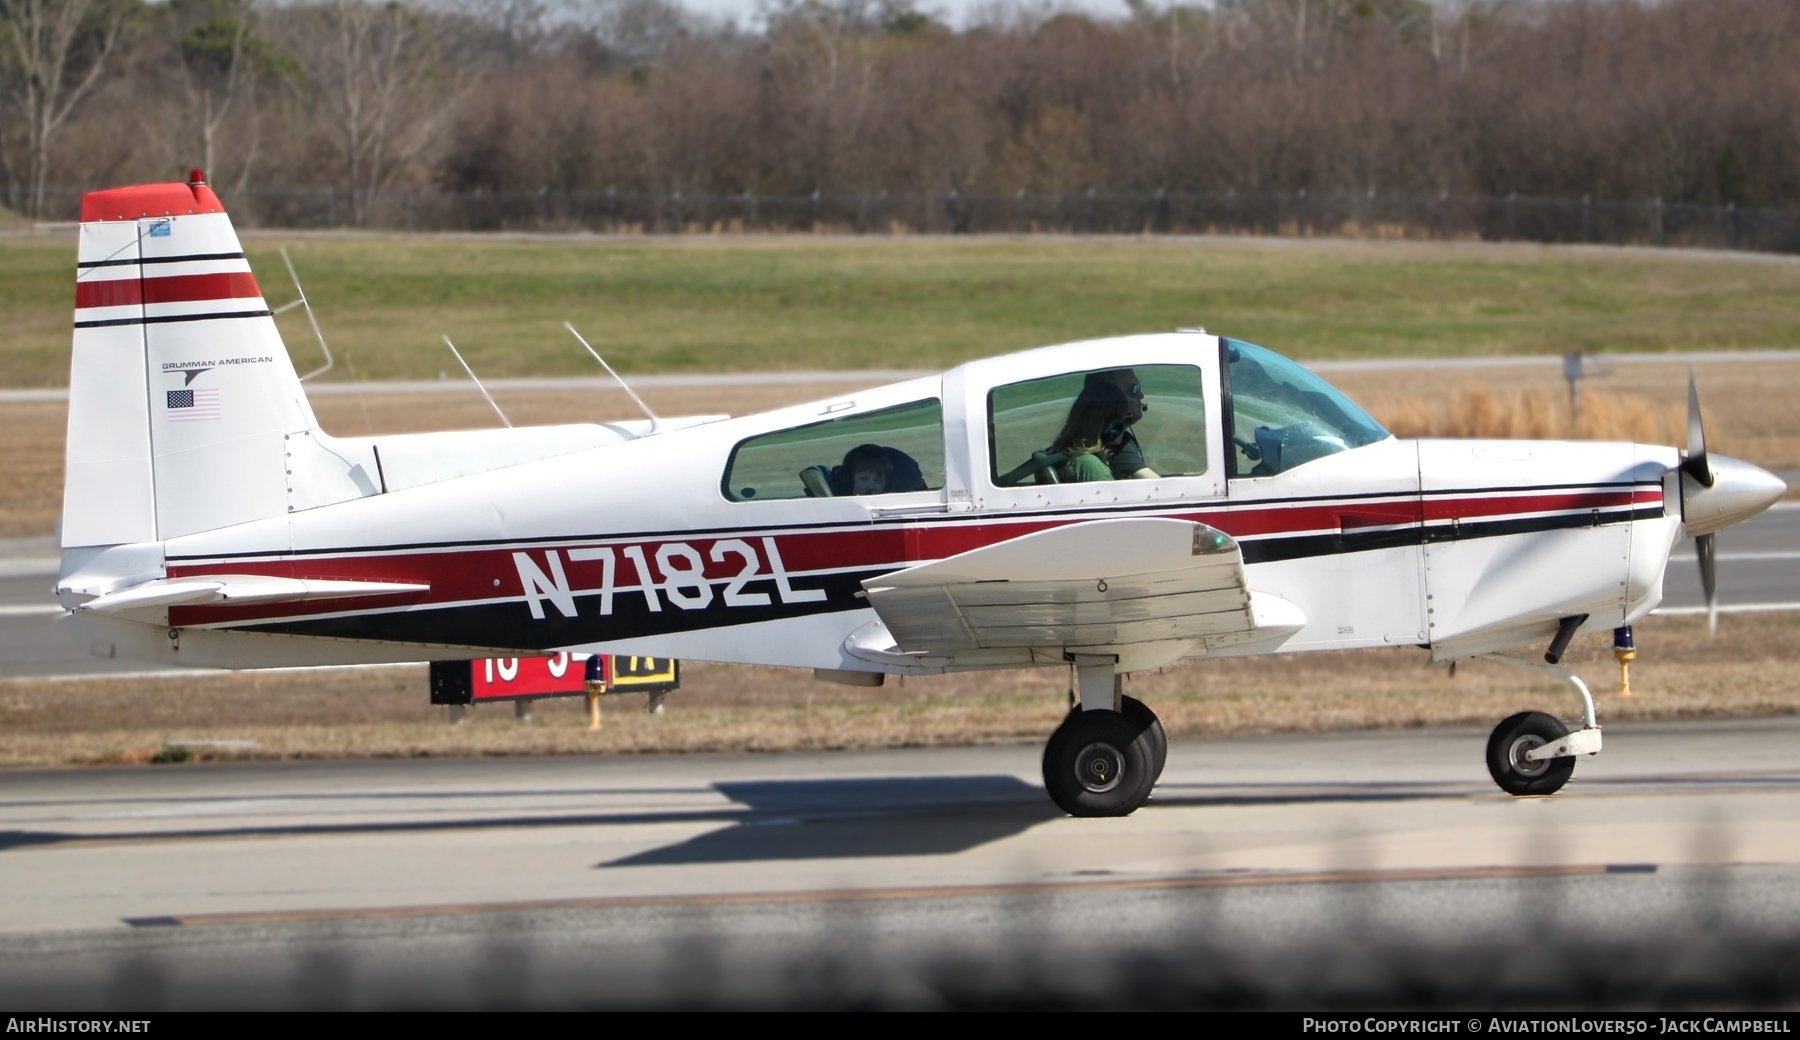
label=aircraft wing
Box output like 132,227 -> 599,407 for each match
859,517 -> 1302,657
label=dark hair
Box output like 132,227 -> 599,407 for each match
1083,370 -> 1128,391
1074,380 -> 1129,407
1052,382 -> 1130,457
843,443 -> 893,474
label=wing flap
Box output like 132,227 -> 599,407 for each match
861,517 -> 1283,657
861,586 -> 975,650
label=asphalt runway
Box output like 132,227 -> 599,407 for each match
1,720 -> 1797,1010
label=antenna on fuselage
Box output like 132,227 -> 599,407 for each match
276,248 -> 335,382
565,321 -> 661,433
442,334 -> 512,428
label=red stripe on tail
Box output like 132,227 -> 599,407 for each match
75,272 -> 262,310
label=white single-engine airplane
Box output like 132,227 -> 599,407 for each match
55,173 -> 1788,816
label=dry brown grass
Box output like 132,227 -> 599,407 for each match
3,612 -> 1794,768
1334,358 -> 1800,474
1371,384 -> 1686,443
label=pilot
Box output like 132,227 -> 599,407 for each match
1083,369 -> 1158,479
1049,381 -> 1133,482
841,443 -> 895,495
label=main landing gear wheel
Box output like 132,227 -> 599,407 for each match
1120,695 -> 1168,783
1486,710 -> 1576,796
1063,696 -> 1167,783
1043,708 -> 1160,817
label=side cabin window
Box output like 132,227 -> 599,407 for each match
722,398 -> 945,501
1223,339 -> 1389,477
989,364 -> 1209,487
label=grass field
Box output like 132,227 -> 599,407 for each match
3,612 -> 1793,768
3,232 -> 1796,768
3,231 -> 1798,385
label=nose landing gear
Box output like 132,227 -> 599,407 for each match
1476,653 -> 1605,796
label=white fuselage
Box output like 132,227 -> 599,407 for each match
61,383 -> 1683,676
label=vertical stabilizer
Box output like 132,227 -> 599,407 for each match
63,171 -> 322,548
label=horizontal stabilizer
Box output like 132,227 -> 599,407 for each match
77,576 -> 430,616
861,517 -> 1286,656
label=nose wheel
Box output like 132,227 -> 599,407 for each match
1475,654 -> 1605,797
1486,710 -> 1577,795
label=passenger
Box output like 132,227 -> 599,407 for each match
1049,381 -> 1132,483
840,443 -> 895,495
1083,369 -> 1158,479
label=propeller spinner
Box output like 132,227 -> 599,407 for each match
1679,373 -> 1788,634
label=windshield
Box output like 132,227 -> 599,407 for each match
1224,338 -> 1390,476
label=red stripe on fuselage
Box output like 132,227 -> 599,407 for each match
164,486 -> 1662,628
1421,488 -> 1655,522
74,272 -> 262,310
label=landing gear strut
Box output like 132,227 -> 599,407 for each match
1042,656 -> 1165,817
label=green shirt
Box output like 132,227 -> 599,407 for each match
1059,452 -> 1113,483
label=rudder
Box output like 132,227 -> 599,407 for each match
63,171 -> 323,548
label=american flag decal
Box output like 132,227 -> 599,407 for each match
167,387 -> 221,421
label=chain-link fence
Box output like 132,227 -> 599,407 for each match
24,184 -> 1800,254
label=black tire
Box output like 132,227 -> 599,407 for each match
1057,697 -> 1167,782
1120,695 -> 1169,783
1486,710 -> 1576,796
1042,709 -> 1159,817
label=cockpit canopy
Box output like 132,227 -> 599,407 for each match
716,332 -> 1395,502
1225,338 -> 1390,476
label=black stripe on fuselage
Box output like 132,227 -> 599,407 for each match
1244,504 -> 1667,564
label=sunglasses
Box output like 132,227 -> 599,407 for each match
1126,383 -> 1143,399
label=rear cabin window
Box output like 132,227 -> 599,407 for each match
989,365 -> 1208,486
723,398 -> 945,502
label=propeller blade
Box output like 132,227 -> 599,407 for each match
1697,531 -> 1718,636
1683,372 -> 1715,488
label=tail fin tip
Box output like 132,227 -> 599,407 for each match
80,171 -> 224,223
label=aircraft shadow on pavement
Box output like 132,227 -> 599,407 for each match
600,777 -> 1539,869
0,774 -> 1054,855
601,775 -> 1058,867
1,776 -> 1619,855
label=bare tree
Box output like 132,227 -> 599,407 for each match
0,0 -> 134,216
156,0 -> 302,192
593,0 -> 692,67
269,0 -> 482,224
758,0 -> 885,192
1425,0 -> 1512,74
7,0 -> 1798,237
